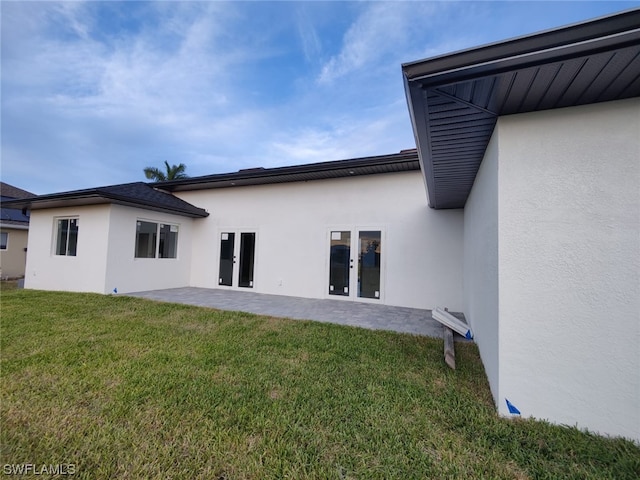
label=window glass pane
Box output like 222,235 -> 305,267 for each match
238,233 -> 255,288
56,219 -> 69,256
358,231 -> 381,299
135,221 -> 157,258
329,231 -> 350,296
54,218 -> 79,256
218,232 -> 235,286
158,224 -> 178,259
67,218 -> 79,256
0,232 -> 7,250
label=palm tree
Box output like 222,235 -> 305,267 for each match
144,161 -> 188,182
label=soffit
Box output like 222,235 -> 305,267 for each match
403,9 -> 640,209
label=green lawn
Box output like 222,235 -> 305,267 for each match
1,289 -> 638,479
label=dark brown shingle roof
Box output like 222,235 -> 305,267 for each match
1,182 -> 209,218
0,151 -> 420,215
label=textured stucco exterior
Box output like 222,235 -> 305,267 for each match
0,227 -> 29,278
179,170 -> 464,310
25,204 -> 194,294
103,205 -> 194,294
19,97 -> 639,442
469,98 -> 640,442
463,131 -> 500,405
25,205 -> 111,292
23,171 -> 464,310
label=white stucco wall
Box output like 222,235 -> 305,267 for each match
496,98 -> 640,442
179,170 -> 464,310
24,205 -> 111,293
21,171 -> 462,306
463,131 -> 500,405
103,205 -> 194,294
24,204 -> 195,294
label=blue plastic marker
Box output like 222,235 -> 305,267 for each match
505,398 -> 521,415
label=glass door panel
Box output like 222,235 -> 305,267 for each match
358,231 -> 381,299
238,233 -> 255,288
329,231 -> 351,296
218,232 -> 235,286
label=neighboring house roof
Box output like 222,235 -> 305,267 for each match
1,183 -> 34,228
1,196 -> 31,227
1,182 -> 209,218
153,150 -> 420,192
0,182 -> 35,200
403,8 -> 640,209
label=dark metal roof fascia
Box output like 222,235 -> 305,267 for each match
97,192 -> 209,218
403,76 -> 436,207
2,190 -> 209,218
408,29 -> 640,90
0,192 -> 104,210
402,8 -> 640,83
153,151 -> 420,192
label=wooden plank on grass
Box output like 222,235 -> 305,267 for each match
443,325 -> 455,370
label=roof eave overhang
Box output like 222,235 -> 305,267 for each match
154,151 -> 420,192
0,222 -> 29,230
405,28 -> 640,89
4,193 -> 209,219
102,192 -> 209,218
403,8 -> 640,210
404,76 -> 437,207
403,8 -> 640,83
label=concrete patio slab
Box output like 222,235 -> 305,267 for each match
127,287 -> 469,340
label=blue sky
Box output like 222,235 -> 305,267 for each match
1,1 -> 637,194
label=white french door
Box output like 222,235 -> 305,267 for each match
218,231 -> 256,288
328,229 -> 383,301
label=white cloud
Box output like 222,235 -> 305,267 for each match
318,2 -> 440,84
52,2 -> 92,40
295,6 -> 322,63
1,2 -> 267,191
266,99 -> 415,168
0,1 -> 423,193
0,1 -> 451,194
2,1 -> 630,195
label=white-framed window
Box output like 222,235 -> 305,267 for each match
0,232 -> 8,250
55,218 -> 79,256
135,220 -> 179,259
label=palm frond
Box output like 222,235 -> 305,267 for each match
144,161 -> 188,181
166,162 -> 188,180
143,167 -> 167,182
